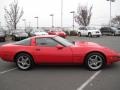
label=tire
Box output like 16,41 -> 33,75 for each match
85,52 -> 106,71
15,53 -> 34,70
78,32 -> 81,37
88,33 -> 92,37
12,36 -> 16,41
113,32 -> 116,36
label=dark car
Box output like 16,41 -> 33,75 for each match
0,28 -> 6,42
11,29 -> 28,41
100,27 -> 120,36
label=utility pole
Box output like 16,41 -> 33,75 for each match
61,0 -> 63,27
50,14 -> 54,28
22,19 -> 26,30
106,0 -> 115,27
70,11 -> 75,31
34,16 -> 39,29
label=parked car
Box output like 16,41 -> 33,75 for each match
77,27 -> 102,37
30,28 -> 48,36
100,27 -> 120,36
11,29 -> 28,41
48,28 -> 67,38
0,28 -> 6,42
0,35 -> 120,71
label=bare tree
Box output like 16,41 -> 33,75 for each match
111,16 -> 120,26
4,0 -> 24,30
75,5 -> 92,27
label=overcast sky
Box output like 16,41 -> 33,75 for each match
0,0 -> 120,27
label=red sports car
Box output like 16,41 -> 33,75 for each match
48,29 -> 67,38
0,35 -> 120,70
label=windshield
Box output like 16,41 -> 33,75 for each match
34,28 -> 45,32
53,36 -> 74,46
87,27 -> 96,30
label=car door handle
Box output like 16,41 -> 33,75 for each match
36,49 -> 40,51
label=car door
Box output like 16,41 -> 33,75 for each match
80,27 -> 88,36
34,37 -> 73,63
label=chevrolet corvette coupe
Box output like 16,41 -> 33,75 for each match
0,35 -> 120,70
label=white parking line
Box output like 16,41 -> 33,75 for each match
77,70 -> 101,90
0,68 -> 17,75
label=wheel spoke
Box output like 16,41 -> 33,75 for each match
95,55 -> 98,60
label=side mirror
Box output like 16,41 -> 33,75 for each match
56,44 -> 64,49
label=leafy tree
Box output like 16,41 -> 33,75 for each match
4,0 -> 24,30
111,16 -> 120,26
75,5 -> 92,27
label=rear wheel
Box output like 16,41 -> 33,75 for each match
12,36 -> 16,41
85,52 -> 106,71
88,33 -> 92,37
15,53 -> 34,70
113,32 -> 116,36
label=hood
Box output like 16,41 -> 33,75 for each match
74,41 -> 103,48
15,33 -> 28,37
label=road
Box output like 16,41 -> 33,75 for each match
0,36 -> 120,90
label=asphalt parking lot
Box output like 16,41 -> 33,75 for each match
0,36 -> 120,90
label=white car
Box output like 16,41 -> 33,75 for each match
30,28 -> 48,36
77,27 -> 102,37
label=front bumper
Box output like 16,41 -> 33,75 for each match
107,54 -> 120,64
91,33 -> 102,36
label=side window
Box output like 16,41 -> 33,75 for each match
14,38 -> 31,46
36,38 -> 59,47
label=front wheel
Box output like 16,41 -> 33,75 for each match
15,53 -> 34,70
85,52 -> 106,71
78,32 -> 81,37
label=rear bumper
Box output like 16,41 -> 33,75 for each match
58,34 -> 67,38
0,37 -> 5,40
0,53 -> 14,62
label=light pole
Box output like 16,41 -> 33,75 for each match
22,19 -> 26,30
0,22 -> 1,27
61,0 -> 63,27
50,14 -> 54,28
70,11 -> 75,31
34,16 -> 39,29
107,0 -> 115,27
